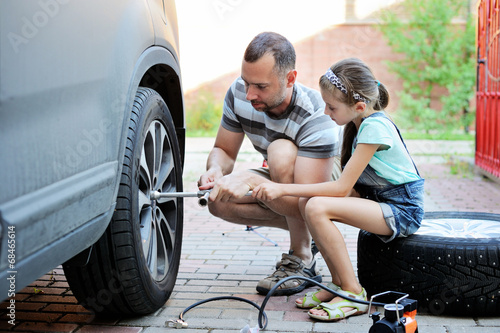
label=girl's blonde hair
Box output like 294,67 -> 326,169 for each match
319,58 -> 390,168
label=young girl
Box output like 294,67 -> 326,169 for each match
252,58 -> 424,321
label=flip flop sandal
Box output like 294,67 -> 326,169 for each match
308,288 -> 369,321
295,282 -> 340,308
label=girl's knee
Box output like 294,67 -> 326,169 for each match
304,197 -> 328,222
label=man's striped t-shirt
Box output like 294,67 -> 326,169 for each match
221,78 -> 343,160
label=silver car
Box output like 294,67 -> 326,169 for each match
0,0 -> 185,315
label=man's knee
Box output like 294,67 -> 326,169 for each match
267,139 -> 298,181
207,200 -> 225,219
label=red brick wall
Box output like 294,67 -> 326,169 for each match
294,23 -> 404,112
184,23 -> 405,112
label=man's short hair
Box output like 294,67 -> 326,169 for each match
244,32 -> 296,77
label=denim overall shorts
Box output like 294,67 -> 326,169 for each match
354,113 -> 425,243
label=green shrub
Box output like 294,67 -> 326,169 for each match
380,0 -> 476,134
186,91 -> 222,137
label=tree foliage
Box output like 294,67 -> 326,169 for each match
379,0 -> 476,132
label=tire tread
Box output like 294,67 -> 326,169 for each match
357,213 -> 500,316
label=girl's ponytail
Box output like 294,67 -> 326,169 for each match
374,82 -> 390,110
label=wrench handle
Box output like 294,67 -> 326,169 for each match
198,190 -> 253,207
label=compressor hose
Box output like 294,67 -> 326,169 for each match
176,275 -> 387,330
257,276 -> 386,329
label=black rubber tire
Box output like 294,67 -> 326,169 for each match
357,211 -> 500,316
63,87 -> 184,315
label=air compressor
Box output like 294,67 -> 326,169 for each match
368,291 -> 418,333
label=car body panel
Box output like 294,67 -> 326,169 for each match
0,0 -> 184,293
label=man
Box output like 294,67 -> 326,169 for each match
198,32 -> 343,296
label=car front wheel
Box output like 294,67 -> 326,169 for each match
63,87 -> 183,315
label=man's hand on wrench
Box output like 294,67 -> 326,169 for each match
199,173 -> 252,204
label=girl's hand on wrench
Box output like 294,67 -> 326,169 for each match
252,182 -> 286,202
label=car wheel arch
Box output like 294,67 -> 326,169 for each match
128,46 -> 185,163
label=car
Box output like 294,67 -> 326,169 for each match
0,0 -> 185,315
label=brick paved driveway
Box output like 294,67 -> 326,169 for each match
2,139 -> 500,332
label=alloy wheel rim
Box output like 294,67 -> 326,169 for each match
138,120 -> 179,281
416,218 -> 500,238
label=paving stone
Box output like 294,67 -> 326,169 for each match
144,328 -> 209,333
16,322 -> 79,332
447,327 -> 500,333
117,315 -> 166,326
312,321 -> 373,333
76,326 -> 142,332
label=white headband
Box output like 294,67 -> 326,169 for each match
325,69 -> 370,104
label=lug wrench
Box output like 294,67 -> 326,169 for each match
150,190 -> 252,207
152,190 -> 276,245
150,190 -> 211,207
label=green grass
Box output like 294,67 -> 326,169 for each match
401,131 -> 475,141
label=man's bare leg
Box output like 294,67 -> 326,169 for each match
208,139 -> 330,295
266,140 -> 312,264
253,140 -> 324,295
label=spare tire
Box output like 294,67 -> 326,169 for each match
357,211 -> 500,316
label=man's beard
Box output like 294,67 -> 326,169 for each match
251,86 -> 287,113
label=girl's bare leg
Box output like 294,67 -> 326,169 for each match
303,196 -> 392,316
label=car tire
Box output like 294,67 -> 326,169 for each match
63,87 -> 183,315
357,211 -> 500,316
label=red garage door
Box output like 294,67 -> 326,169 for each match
476,0 -> 500,179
